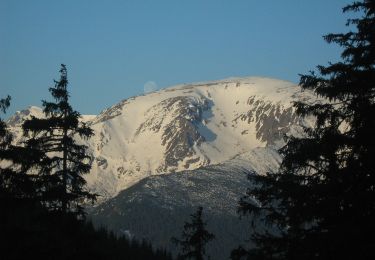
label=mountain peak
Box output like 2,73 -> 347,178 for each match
6,106 -> 44,127
81,76 -> 314,199
7,76 -> 316,200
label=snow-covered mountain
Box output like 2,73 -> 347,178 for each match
6,76 -> 319,258
7,77 -> 316,202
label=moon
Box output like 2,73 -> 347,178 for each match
144,81 -> 158,94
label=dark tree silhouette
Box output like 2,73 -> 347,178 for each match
0,96 -> 12,159
1,82 -> 173,260
0,95 -> 15,197
232,1 -> 375,259
172,206 -> 215,260
22,64 -> 96,217
0,95 -> 34,201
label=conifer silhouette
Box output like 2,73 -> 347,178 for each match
173,207 -> 215,260
232,1 -> 375,259
23,64 -> 96,217
0,95 -> 34,201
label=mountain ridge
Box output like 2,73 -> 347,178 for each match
7,76 -> 316,202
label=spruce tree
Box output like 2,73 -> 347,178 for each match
0,95 -> 14,198
23,64 -> 96,217
0,96 -> 12,156
0,95 -> 34,200
232,1 -> 375,259
172,207 -> 215,260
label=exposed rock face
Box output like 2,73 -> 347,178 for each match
7,77 -> 317,200
233,96 -> 300,145
139,96 -> 212,172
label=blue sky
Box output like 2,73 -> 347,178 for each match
1,0 -> 351,116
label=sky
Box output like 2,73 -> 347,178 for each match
1,0 -> 352,117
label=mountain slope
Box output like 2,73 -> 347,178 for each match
7,77 -> 317,201
84,77 -> 315,199
6,76 -> 319,258
89,147 -> 282,260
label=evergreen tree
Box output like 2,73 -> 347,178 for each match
172,207 -> 215,260
23,64 -> 96,217
0,95 -> 34,201
0,95 -> 14,198
0,96 -> 12,157
232,1 -> 375,259
1,95 -> 38,255
1,76 -> 173,260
